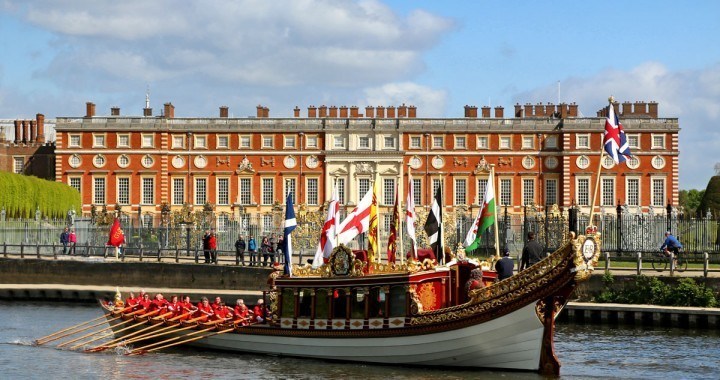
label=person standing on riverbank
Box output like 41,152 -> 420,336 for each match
68,229 -> 77,255
248,236 -> 257,266
60,227 -> 70,254
202,230 -> 211,264
520,231 -> 543,271
235,235 -> 246,265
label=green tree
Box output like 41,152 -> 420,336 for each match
679,189 -> 705,216
698,176 -> 720,217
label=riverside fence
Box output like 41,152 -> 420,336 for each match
1,205 -> 718,264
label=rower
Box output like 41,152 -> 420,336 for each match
124,292 -> 138,309
212,303 -> 234,321
211,296 -> 223,312
252,299 -> 266,323
167,295 -> 181,316
179,296 -> 197,320
147,293 -> 169,313
137,293 -> 152,311
234,299 -> 250,325
193,297 -> 214,321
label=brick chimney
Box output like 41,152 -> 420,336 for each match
30,120 -> 37,142
408,105 -> 417,118
293,106 -> 300,118
143,106 -> 152,116
163,103 -> 175,118
376,106 -> 385,118
568,103 -> 578,117
514,103 -> 523,118
350,106 -> 359,118
110,107 -> 120,116
339,106 -> 348,118
36,114 -> 45,143
22,120 -> 30,143
13,120 -> 21,143
308,105 -> 317,118
559,103 -> 568,119
387,106 -> 396,118
622,101 -> 632,116
86,102 -> 96,118
365,106 -> 375,118
494,106 -> 504,118
219,106 -> 229,118
263,107 -> 269,118
634,101 -> 647,116
481,106 -> 491,118
524,103 -> 533,117
329,106 -> 338,118
398,104 -> 407,118
256,105 -> 264,118
464,105 -> 477,118
319,105 -> 328,118
648,101 -> 658,118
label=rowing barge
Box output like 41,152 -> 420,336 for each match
100,230 -> 600,375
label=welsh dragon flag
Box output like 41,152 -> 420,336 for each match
465,172 -> 496,253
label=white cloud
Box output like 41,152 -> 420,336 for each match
362,82 -> 447,117
514,61 -> 720,189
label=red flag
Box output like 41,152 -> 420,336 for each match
108,218 -> 125,247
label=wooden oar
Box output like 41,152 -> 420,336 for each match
127,326 -> 219,355
56,309 -> 159,348
102,312 -> 195,346
141,327 -> 236,354
36,315 -> 124,346
34,305 -> 134,344
70,311 -> 174,350
86,313 -> 200,353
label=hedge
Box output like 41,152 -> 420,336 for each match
0,172 -> 80,219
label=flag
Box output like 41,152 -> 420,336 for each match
107,218 -> 124,247
387,189 -> 399,263
424,186 -> 443,263
465,171 -> 496,253
283,194 -> 297,276
337,186 -> 374,245
367,181 -> 379,263
312,185 -> 339,268
603,102 -> 632,163
406,172 -> 417,259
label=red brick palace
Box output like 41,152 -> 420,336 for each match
52,100 -> 679,222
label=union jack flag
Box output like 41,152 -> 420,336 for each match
603,103 -> 632,163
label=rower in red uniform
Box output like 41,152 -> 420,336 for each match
212,303 -> 234,321
252,299 -> 266,323
137,293 -> 152,311
234,299 -> 250,326
167,295 -> 181,317
124,292 -> 138,309
211,296 -> 223,312
193,297 -> 214,322
147,293 -> 170,313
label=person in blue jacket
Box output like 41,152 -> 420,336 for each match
248,236 -> 258,266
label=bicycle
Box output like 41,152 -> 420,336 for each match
650,249 -> 687,272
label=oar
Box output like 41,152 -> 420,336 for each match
36,315 -> 124,346
56,309 -> 159,348
34,305 -> 134,344
70,311 -> 174,350
102,312 -> 195,346
86,313 -> 201,353
141,327 -> 236,354
127,319 -> 225,355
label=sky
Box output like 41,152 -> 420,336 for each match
0,0 -> 718,189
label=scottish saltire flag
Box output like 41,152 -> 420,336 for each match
603,103 -> 632,163
283,194 -> 297,276
424,186 -> 443,263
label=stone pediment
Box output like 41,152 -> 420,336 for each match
330,168 -> 349,177
380,167 -> 400,176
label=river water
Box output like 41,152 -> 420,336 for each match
1,301 -> 718,379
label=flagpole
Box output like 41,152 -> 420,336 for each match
334,175 -> 339,248
491,165 -> 500,258
398,172 -> 403,265
588,96 -> 613,225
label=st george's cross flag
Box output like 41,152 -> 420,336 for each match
603,102 -> 632,164
337,186 -> 374,245
283,194 -> 297,276
312,185 -> 340,268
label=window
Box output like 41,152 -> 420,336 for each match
410,136 -> 421,149
117,155 -> 130,168
142,134 -> 154,148
217,135 -> 229,149
262,178 -> 274,205
545,179 -> 557,206
359,178 -> 370,198
454,136 -> 466,149
384,136 -> 395,149
626,156 -> 640,170
194,135 -> 207,149
93,134 -> 106,148
307,178 -> 319,205
477,136 -> 489,149
544,135 -> 558,149
383,178 -> 395,206
172,135 -> 184,149
358,136 -> 370,149
117,178 -> 130,205
576,134 -> 590,149
522,135 -> 534,149
195,178 -> 207,205
577,155 -> 590,169
432,179 -> 443,197
262,136 -> 273,148
522,179 -> 535,205
652,134 -> 665,149
93,155 -> 106,168
217,178 -> 229,205
477,179 -> 488,205
93,178 -> 106,205
13,157 -> 23,174
455,179 -> 467,205
239,178 -> 251,205
285,178 -> 296,204
413,178 -> 422,206
305,135 -> 318,149
263,214 -> 273,234
284,135 -> 296,149
500,179 -> 511,206
142,178 -> 154,205
333,136 -> 345,149
217,214 -> 229,232
627,178 -> 640,206
601,178 -> 615,206
577,178 -> 590,206
627,134 -> 640,149
69,177 -> 81,193
69,154 -> 82,168
432,136 -> 444,148
68,134 -> 81,147
499,136 -> 511,149
239,135 -> 251,149
336,178 -> 346,205
117,134 -> 130,148
142,155 -> 154,168
173,178 -> 185,205
652,178 -> 665,207
651,156 -> 666,169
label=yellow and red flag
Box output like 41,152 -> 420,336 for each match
386,189 -> 399,263
108,218 -> 125,247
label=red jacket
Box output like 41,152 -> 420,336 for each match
209,235 -> 217,250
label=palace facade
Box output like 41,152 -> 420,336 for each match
52,100 -> 679,226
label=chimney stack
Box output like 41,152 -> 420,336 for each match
110,107 -> 120,116
494,106 -> 504,118
329,106 -> 338,118
256,105 -> 264,118
86,102 -> 96,118
22,120 -> 29,143
408,105 -> 417,118
13,120 -> 21,144
387,106 -> 396,118
350,106 -> 359,118
464,105 -> 478,118
481,106 -> 491,118
339,106 -> 348,118
163,103 -> 175,118
514,104 -> 523,117
398,104 -> 407,118
219,106 -> 229,118
29,120 -> 37,142
308,105 -> 317,118
294,106 -> 300,118
365,106 -> 375,118
319,105 -> 328,118
376,106 -> 385,118
263,106 -> 269,118
648,101 -> 658,118
568,103 -> 578,117
36,114 -> 45,142
143,107 -> 152,116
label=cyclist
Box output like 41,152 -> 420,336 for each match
660,231 -> 683,267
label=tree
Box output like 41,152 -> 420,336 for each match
698,176 -> 720,217
679,189 -> 705,216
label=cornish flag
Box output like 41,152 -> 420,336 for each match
283,194 -> 297,276
603,102 -> 632,163
424,186 -> 443,263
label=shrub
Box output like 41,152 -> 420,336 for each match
594,274 -> 718,307
0,172 -> 80,218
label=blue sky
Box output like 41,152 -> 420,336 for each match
1,0 -> 718,189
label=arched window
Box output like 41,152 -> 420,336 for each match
389,286 -> 406,317
369,287 -> 386,318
